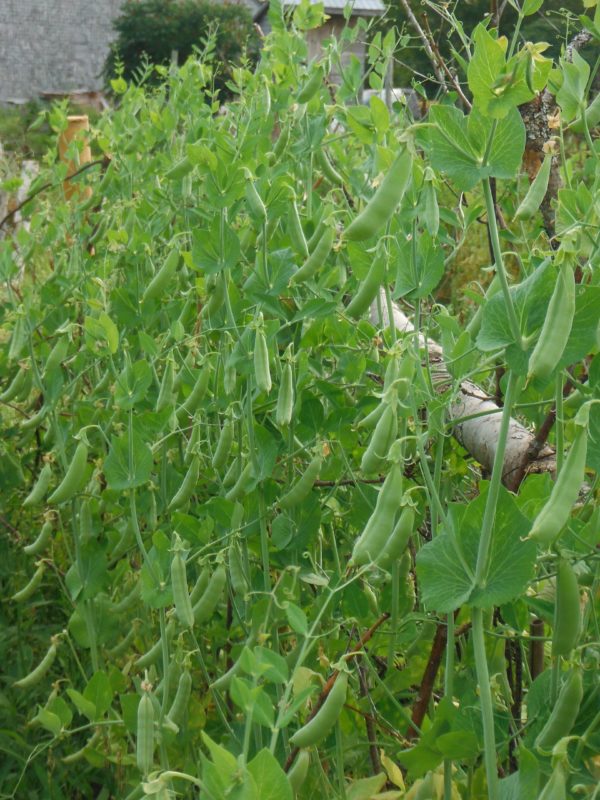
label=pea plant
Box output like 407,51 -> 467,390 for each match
1,1 -> 599,798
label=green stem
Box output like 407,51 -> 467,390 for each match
555,372 -> 564,475
388,560 -> 400,669
472,608 -> 498,800
443,612 -> 454,800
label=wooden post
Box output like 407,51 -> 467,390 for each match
58,115 -> 92,200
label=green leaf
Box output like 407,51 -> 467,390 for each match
394,230 -> 444,300
421,106 -> 480,191
468,25 -> 508,115
114,360 -> 153,410
230,678 -> 275,728
346,773 -> 387,800
253,646 -> 289,684
435,731 -> 479,760
558,286 -> 600,370
523,0 -> 543,13
83,670 -> 113,719
66,688 -> 97,721
247,749 -> 292,800
469,107 -> 526,179
104,430 -> 153,490
285,602 -> 308,635
557,52 -> 590,122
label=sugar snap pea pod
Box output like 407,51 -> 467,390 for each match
107,623 -> 139,658
276,361 -> 294,428
422,176 -> 439,236
254,323 -> 272,394
193,565 -> 227,624
184,415 -> 201,464
528,424 -> 587,544
202,271 -> 227,318
222,455 -> 241,489
136,691 -> 155,777
289,199 -> 309,258
351,463 -> 404,566
212,413 -> 235,470
0,367 -> 29,403
24,520 -> 53,556
190,566 -> 210,604
377,505 -> 415,569
21,405 -> 48,432
306,206 -> 327,252
552,558 -> 581,658
316,148 -> 344,186
537,762 -> 566,800
167,669 -> 192,727
245,174 -> 267,223
12,562 -> 46,601
23,463 -> 53,508
345,254 -> 386,320
345,149 -> 412,241
142,249 -> 180,304
168,456 -> 200,511
210,635 -> 259,690
112,581 -> 140,613
289,226 -> 334,285
535,669 -> 583,752
360,403 -> 398,475
225,461 -> 255,502
47,441 -> 88,504
165,155 -> 193,181
156,357 -> 175,413
135,620 -> 176,669
357,400 -> 385,431
14,641 -> 58,688
279,452 -> 323,510
8,315 -> 26,362
297,66 -> 324,103
62,731 -> 101,764
290,672 -> 348,748
527,264 -> 575,385
515,153 -> 552,221
177,363 -> 211,421
287,749 -> 310,796
272,122 -> 291,160
171,547 -> 194,629
78,498 -> 94,543
43,337 -> 68,377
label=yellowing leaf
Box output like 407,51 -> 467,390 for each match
380,750 -> 406,790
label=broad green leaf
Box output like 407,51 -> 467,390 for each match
84,670 -> 113,719
253,646 -> 289,684
469,107 -> 526,179
394,230 -> 444,300
346,773 -> 387,800
247,749 -> 292,800
67,688 -> 97,721
285,602 -> 308,635
558,286 -> 600,370
557,52 -> 590,121
420,106 -> 481,191
104,430 -> 153,490
468,25 -> 508,115
114,360 -> 153,410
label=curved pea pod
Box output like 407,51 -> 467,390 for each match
537,762 -> 566,800
552,558 -> 581,658
316,148 -> 344,187
177,362 -> 211,421
515,153 -> 552,221
112,580 -> 140,614
171,547 -> 194,629
168,455 -> 200,512
345,149 -> 412,241
106,623 -> 138,658
279,452 -> 323,510
272,122 -> 291,160
12,562 -> 46,601
47,441 -> 88,505
289,199 -> 309,258
23,463 -> 53,508
360,403 -> 398,475
222,455 -> 241,489
289,226 -> 334,285
61,730 -> 101,764
166,669 -> 192,727
527,264 -> 575,385
210,635 -> 259,690
535,669 -> 583,752
135,620 -> 175,669
228,539 -> 247,598
8,315 -> 26,362
245,173 -> 267,223
190,565 -> 210,604
193,565 -> 227,624
276,361 -> 294,428
202,271 -> 227,318
377,505 -> 415,569
78,498 -> 94,543
0,366 -> 29,403
184,415 -> 201,464
345,254 -> 386,320
20,405 -> 48,432
297,65 -> 324,104
165,155 -> 193,181
24,520 -> 53,556
287,749 -> 310,796
289,672 -> 348,748
142,249 -> 180,304
14,640 -> 58,688
528,425 -> 587,545
156,357 -> 175,413
351,463 -> 403,566
357,400 -> 385,431
43,337 -> 68,378
225,461 -> 255,503
136,691 -> 155,777
212,413 -> 235,470
254,324 -> 272,394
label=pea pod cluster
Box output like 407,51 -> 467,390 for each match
351,463 -> 404,566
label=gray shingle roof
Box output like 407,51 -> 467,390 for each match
282,0 -> 385,15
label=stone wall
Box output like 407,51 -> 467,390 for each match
0,0 -> 124,103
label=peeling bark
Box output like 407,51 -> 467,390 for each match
370,293 -> 555,488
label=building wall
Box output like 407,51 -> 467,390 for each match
306,17 -> 366,84
0,0 -> 124,103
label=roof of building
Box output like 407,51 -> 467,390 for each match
282,0 -> 385,14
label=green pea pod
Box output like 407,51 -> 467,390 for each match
289,200 -> 309,258
168,456 -> 200,511
62,731 -> 101,764
272,122 -> 291,161
345,149 -> 412,241
171,548 -> 194,629
165,155 -> 193,181
225,461 -> 255,502
78,498 -> 94,542
12,562 -> 46,601
107,624 -> 138,658
20,405 -> 48,432
245,178 -> 267,223
537,763 -> 566,800
24,520 -> 53,556
306,206 -> 327,252
515,154 -> 552,220
357,401 -> 385,431
177,363 -> 211,420
23,463 -> 53,508
112,581 -> 140,614
228,538 -> 247,598
43,337 -> 68,378
47,441 -> 88,505
351,463 -> 403,566
210,636 -> 259,690
193,565 -> 226,624
276,362 -> 294,428
527,264 -> 575,385
136,691 -> 155,777
297,66 -> 324,104
345,254 -> 386,320
552,558 -> 581,658
167,669 -> 192,727
222,455 -> 241,488
316,148 -> 344,186
190,566 -> 211,604
142,249 -> 180,304
14,641 -> 57,688
535,669 -> 583,752
360,403 -> 398,475
422,179 -> 439,236
279,452 -> 323,510
8,315 -> 26,362
0,367 -> 29,403
184,415 -> 201,464
290,672 -> 348,748
202,272 -> 227,318
135,620 -> 175,669
156,358 -> 175,412
212,414 -> 235,470
254,326 -> 272,394
290,226 -> 334,285
377,505 -> 415,569
287,749 -> 310,796
528,424 -> 587,545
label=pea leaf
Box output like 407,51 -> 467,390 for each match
84,670 -> 113,720
247,749 -> 292,800
114,361 -> 153,410
104,430 -> 153,490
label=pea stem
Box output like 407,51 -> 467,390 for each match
555,372 -> 565,475
472,608 -> 498,800
443,610 -> 455,800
